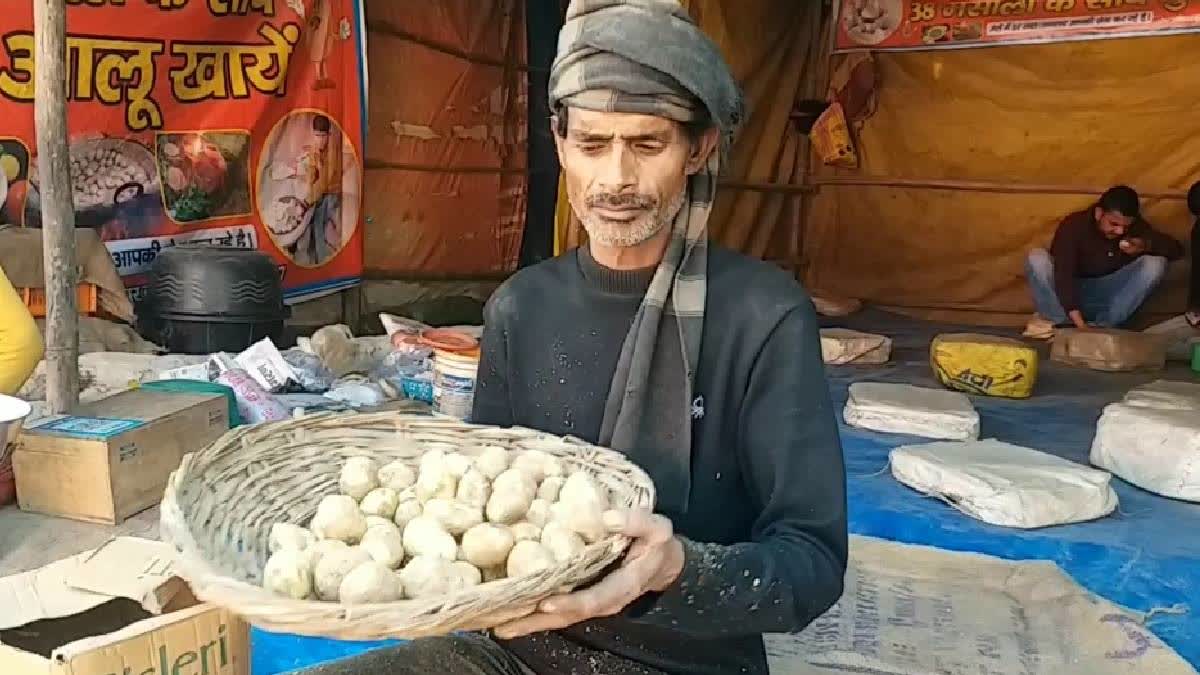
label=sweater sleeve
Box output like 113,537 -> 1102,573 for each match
0,269 -> 43,396
470,291 -> 514,427
1136,220 -> 1185,261
1049,216 -> 1083,313
628,301 -> 848,637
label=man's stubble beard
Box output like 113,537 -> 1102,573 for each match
578,188 -> 687,249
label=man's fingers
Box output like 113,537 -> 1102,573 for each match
492,610 -> 574,640
606,509 -> 673,540
462,603 -> 539,633
541,554 -> 657,617
606,510 -> 673,559
493,559 -> 654,639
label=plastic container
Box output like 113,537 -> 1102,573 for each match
0,394 -> 32,507
139,246 -> 289,354
401,376 -> 435,403
419,328 -> 479,354
1192,342 -> 1200,374
20,283 -> 100,318
432,350 -> 479,420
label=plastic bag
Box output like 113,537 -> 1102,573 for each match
275,393 -> 349,414
324,377 -> 388,407
234,338 -> 297,393
372,347 -> 434,403
309,324 -> 358,376
216,368 -> 290,424
380,312 -> 429,340
307,325 -> 393,377
810,102 -> 858,168
281,349 -> 334,392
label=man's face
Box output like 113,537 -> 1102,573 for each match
314,129 -> 331,151
555,109 -> 708,249
1094,206 -> 1134,239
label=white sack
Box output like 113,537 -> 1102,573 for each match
819,328 -> 891,365
17,352 -> 207,404
1091,403 -> 1200,502
843,382 -> 980,440
766,536 -> 1195,675
1123,379 -> 1200,411
1144,314 -> 1200,362
890,439 -> 1118,528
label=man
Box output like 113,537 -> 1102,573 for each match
1024,185 -> 1183,338
300,1 -> 846,675
275,114 -> 342,265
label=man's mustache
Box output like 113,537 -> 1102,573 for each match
585,193 -> 656,210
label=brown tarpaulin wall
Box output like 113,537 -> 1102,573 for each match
803,35 -> 1200,325
364,3 -> 1198,326
363,1 -> 527,279
555,0 -> 826,262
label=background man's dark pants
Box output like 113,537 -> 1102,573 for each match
295,635 -> 534,675
1191,221 -> 1199,311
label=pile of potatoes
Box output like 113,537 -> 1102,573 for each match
68,142 -> 155,209
261,445 -> 612,604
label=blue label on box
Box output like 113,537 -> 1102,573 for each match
30,415 -> 146,439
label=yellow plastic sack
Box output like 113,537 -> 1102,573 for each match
810,102 -> 858,169
931,333 -> 1039,399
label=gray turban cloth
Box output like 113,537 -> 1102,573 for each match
548,0 -> 744,514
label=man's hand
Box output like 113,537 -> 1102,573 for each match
1068,310 -> 1091,331
492,510 -> 685,640
1119,237 -> 1147,256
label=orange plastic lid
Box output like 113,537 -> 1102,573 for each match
418,328 -> 479,354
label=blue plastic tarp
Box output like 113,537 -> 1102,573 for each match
250,312 -> 1200,673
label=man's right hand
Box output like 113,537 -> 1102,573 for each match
1069,310 -> 1091,331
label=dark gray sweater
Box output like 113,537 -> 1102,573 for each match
472,245 -> 847,675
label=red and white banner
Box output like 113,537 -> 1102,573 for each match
0,0 -> 368,303
836,1 -> 1200,52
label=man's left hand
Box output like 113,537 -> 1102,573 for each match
493,510 -> 685,639
1119,237 -> 1147,255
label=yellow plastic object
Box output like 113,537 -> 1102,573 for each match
810,102 -> 858,169
931,333 -> 1039,399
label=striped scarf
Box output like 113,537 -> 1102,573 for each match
549,0 -> 743,514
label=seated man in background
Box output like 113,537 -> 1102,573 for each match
1188,181 -> 1199,327
1024,185 -> 1183,338
0,266 -> 43,395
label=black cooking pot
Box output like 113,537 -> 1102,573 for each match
138,246 -> 291,354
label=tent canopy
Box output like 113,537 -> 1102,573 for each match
363,2 -> 1197,324
805,34 -> 1200,324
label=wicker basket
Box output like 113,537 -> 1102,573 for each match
160,411 -> 656,640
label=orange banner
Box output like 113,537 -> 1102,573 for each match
0,0 -> 366,303
836,0 -> 1200,52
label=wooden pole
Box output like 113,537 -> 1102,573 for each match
34,0 -> 79,413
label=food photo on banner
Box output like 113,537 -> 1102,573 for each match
836,0 -> 1200,52
0,0 -> 367,303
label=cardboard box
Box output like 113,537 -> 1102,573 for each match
0,537 -> 248,675
13,389 -> 229,524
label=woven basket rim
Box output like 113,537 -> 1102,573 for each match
161,410 -> 656,640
